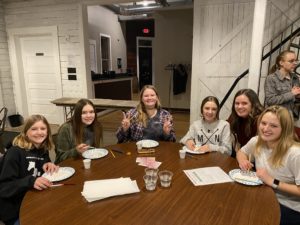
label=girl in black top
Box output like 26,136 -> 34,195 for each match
0,115 -> 58,225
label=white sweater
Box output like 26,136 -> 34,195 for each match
180,119 -> 232,155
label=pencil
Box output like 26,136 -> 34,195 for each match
186,153 -> 199,160
112,148 -> 124,154
51,183 -> 75,187
109,149 -> 116,158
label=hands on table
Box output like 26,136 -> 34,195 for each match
34,163 -> 59,190
185,140 -> 210,153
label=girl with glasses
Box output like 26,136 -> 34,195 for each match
264,50 -> 300,117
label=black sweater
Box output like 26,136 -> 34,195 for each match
0,146 -> 50,222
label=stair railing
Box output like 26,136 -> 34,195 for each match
220,17 -> 300,109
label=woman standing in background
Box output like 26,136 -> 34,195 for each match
264,50 -> 300,117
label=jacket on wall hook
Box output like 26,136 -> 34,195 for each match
173,64 -> 188,95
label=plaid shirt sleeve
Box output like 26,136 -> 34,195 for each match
116,108 -> 143,143
159,109 -> 176,142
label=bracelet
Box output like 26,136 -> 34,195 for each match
272,179 -> 280,189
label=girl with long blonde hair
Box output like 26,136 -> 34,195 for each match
116,85 -> 175,143
237,106 -> 300,225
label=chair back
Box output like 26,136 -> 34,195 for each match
0,107 -> 8,136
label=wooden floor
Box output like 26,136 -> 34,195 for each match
99,110 -> 190,146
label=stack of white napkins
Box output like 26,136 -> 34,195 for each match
81,177 -> 140,202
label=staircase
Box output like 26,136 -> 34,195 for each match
220,16 -> 300,109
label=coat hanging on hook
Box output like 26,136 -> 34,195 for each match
173,64 -> 188,95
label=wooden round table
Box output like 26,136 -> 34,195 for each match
20,142 -> 280,225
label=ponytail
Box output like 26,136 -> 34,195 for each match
268,50 -> 295,75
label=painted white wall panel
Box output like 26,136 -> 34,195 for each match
0,1 -> 15,116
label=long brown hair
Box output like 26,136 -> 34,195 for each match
13,114 -> 54,151
137,85 -> 162,127
269,50 -> 295,74
255,106 -> 298,168
68,99 -> 102,147
229,89 -> 264,137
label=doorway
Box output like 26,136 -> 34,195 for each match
7,26 -> 63,124
137,37 -> 153,90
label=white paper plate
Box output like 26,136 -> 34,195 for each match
42,167 -> 75,182
136,139 -> 159,148
229,169 -> 263,186
183,146 -> 205,155
82,148 -> 109,159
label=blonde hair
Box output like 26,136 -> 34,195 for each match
137,85 -> 161,127
255,106 -> 298,168
13,115 -> 54,151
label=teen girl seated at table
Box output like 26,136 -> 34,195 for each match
116,85 -> 176,143
228,89 -> 264,157
0,115 -> 59,225
237,106 -> 300,225
55,99 -> 102,164
180,96 -> 231,155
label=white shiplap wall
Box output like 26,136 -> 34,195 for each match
191,0 -> 300,122
0,0 -> 15,115
192,0 -> 255,122
3,0 -> 87,100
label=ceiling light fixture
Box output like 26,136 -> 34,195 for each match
142,1 -> 150,7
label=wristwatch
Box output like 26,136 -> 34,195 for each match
272,179 -> 280,189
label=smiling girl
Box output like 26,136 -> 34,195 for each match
0,115 -> 58,225
180,96 -> 231,155
116,85 -> 175,143
55,99 -> 102,163
265,50 -> 300,117
237,106 -> 300,225
228,89 -> 264,157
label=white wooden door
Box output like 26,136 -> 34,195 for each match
19,36 -> 62,124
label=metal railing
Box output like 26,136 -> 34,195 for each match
220,17 -> 300,109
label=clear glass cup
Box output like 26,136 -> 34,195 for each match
145,168 -> 159,176
143,174 -> 158,191
158,170 -> 173,188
